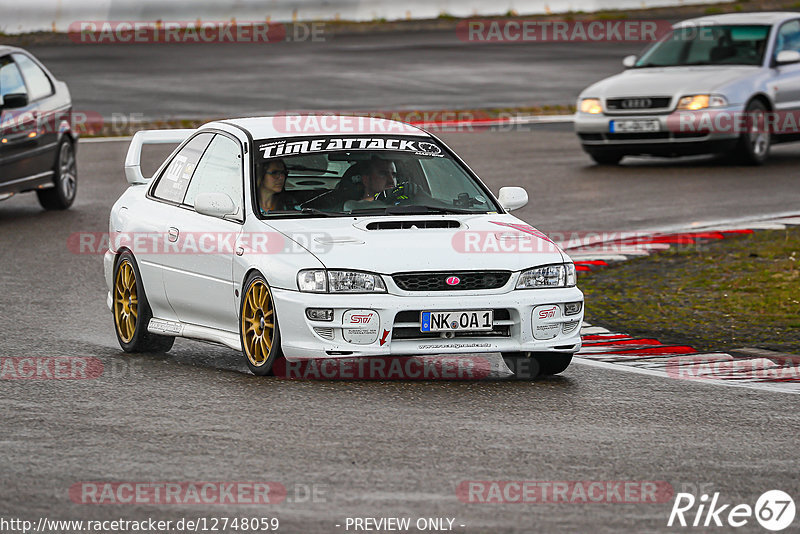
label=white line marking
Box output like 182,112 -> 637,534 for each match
80,136 -> 132,143
574,355 -> 800,395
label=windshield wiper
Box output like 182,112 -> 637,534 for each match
349,204 -> 479,216
265,207 -> 344,217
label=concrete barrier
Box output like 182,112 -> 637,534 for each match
1,0 -> 731,35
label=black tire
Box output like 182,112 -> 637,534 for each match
733,99 -> 771,165
239,272 -> 284,376
535,353 -> 573,375
588,151 -> 624,165
501,352 -> 541,380
502,352 -> 573,379
112,251 -> 175,353
37,138 -> 77,210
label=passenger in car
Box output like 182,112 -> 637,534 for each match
258,159 -> 290,213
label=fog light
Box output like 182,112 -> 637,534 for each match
564,302 -> 583,316
306,308 -> 334,321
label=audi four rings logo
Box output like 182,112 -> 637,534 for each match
445,276 -> 461,286
621,98 -> 653,109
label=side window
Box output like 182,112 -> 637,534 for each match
775,20 -> 800,55
151,133 -> 214,203
0,57 -> 27,99
183,134 -> 244,219
12,54 -> 53,101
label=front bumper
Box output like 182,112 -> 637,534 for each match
272,287 -> 584,360
574,109 -> 740,156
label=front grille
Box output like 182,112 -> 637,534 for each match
392,309 -> 512,340
606,97 -> 671,110
393,271 -> 511,291
313,327 -> 334,340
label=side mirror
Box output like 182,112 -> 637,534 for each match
195,192 -> 236,219
775,50 -> 800,65
497,187 -> 528,212
0,93 -> 29,109
622,55 -> 637,68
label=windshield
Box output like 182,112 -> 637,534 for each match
252,135 -> 499,217
635,25 -> 770,67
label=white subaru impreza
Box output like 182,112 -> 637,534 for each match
104,116 -> 583,377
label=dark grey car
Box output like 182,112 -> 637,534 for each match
0,45 -> 78,209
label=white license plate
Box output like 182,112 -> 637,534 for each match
610,119 -> 660,133
420,310 -> 493,332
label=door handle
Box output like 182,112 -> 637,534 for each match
167,227 -> 179,242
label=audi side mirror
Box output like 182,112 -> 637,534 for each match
0,93 -> 29,109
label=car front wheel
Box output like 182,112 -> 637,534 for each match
113,251 -> 175,353
37,138 -> 77,210
240,273 -> 284,376
588,151 -> 623,166
502,352 -> 573,379
734,99 -> 771,165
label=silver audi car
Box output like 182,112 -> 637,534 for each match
575,12 -> 800,165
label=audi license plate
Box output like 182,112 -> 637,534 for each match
420,310 -> 493,332
609,119 -> 660,133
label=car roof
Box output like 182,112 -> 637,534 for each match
0,45 -> 24,56
675,11 -> 800,28
208,116 -> 431,140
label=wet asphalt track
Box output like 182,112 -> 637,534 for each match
1,126 -> 799,532
26,33 -> 643,118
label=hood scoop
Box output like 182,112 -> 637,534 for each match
365,220 -> 461,230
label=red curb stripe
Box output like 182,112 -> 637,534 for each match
575,265 -> 592,272
581,334 -> 632,341
582,338 -> 663,346
575,260 -> 608,266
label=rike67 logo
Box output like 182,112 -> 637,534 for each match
668,490 -> 795,531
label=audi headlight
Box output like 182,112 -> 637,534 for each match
579,98 -> 603,114
516,263 -> 576,289
297,269 -> 386,293
676,94 -> 727,111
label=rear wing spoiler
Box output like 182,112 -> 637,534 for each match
124,129 -> 194,185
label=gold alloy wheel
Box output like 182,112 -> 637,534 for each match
241,280 -> 275,367
114,260 -> 138,343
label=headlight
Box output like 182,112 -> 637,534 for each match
516,263 -> 577,289
297,269 -> 386,293
297,270 -> 327,292
676,94 -> 727,111
579,98 -> 603,114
